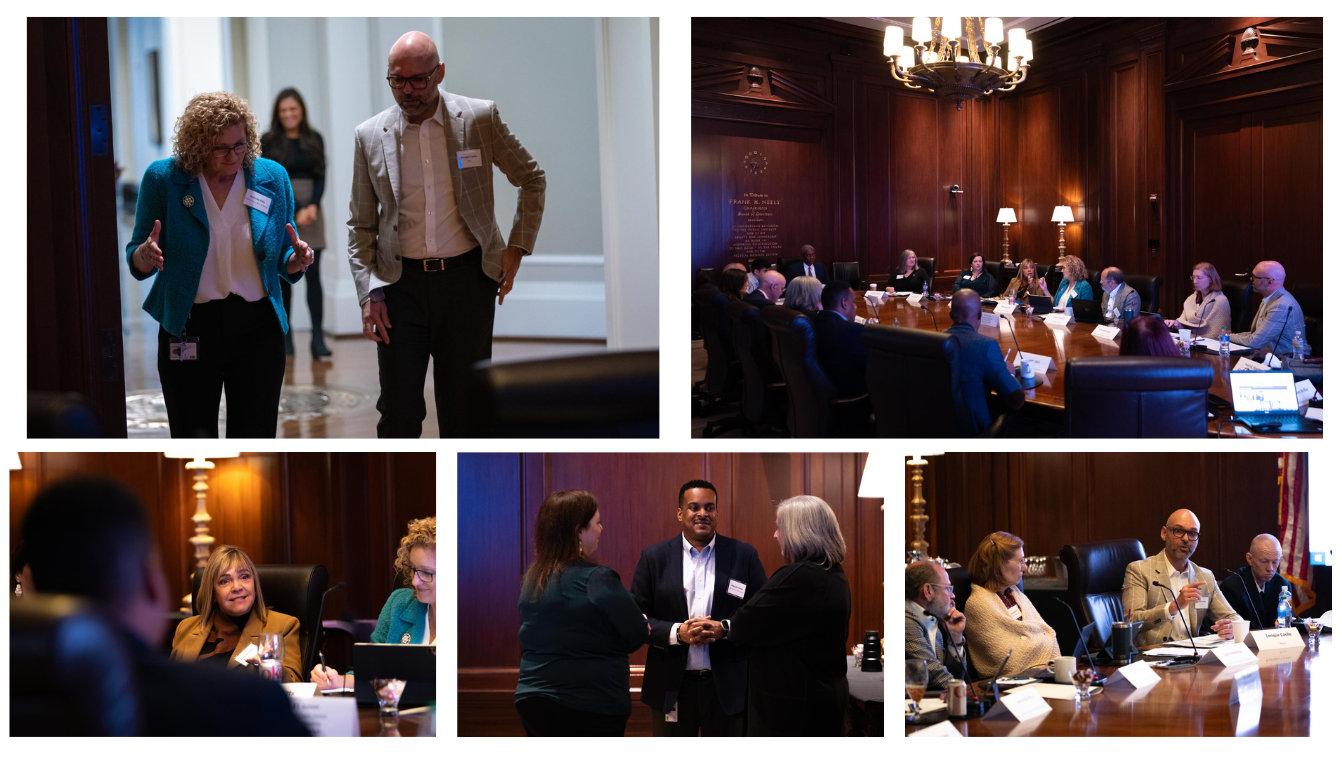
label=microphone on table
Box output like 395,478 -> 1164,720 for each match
1267,306 -> 1294,362
1152,580 -> 1200,662
1040,596 -> 1106,685
1223,568 -> 1264,631
1002,317 -> 1029,383
919,300 -> 939,332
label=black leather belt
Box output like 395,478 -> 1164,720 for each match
684,669 -> 712,679
403,246 -> 482,273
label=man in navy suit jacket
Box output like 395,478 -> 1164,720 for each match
813,280 -> 868,400
784,245 -> 830,284
743,269 -> 784,309
631,480 -> 768,736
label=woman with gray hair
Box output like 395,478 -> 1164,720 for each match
715,495 -> 851,736
783,275 -> 823,316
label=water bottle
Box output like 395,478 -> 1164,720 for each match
892,316 -> 900,327
1276,586 -> 1291,629
1292,330 -> 1304,362
1219,326 -> 1230,359
922,279 -> 929,299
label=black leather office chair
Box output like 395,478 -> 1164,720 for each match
1064,357 -> 1213,437
1044,263 -> 1064,295
694,267 -> 718,289
1294,282 -> 1322,358
700,290 -> 746,437
984,261 -> 1016,293
191,564 -> 330,679
1059,539 -> 1147,653
862,324 -> 1004,437
10,594 -> 139,735
832,261 -> 862,287
466,351 -> 659,438
1124,274 -> 1164,315
1086,268 -> 1104,301
761,306 -> 870,437
726,300 -> 788,436
917,256 -> 937,286
1221,279 -> 1254,333
778,256 -> 802,280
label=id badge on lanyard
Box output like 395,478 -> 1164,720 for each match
169,336 -> 200,361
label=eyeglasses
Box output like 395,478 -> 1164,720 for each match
1250,275 -> 1272,282
386,67 -> 438,91
412,568 -> 435,583
211,141 -> 248,159
1167,526 -> 1200,540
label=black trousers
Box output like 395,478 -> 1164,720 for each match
157,294 -> 285,438
514,697 -> 628,737
376,247 -> 496,438
649,671 -> 744,737
281,248 -> 324,336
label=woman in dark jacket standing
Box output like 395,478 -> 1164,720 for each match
515,490 -> 648,736
261,88 -> 331,359
726,495 -> 851,736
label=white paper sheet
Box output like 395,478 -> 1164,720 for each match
1305,407 -> 1323,422
1006,682 -> 1100,701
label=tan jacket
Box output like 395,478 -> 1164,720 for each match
171,608 -> 302,683
963,583 -> 1060,678
1121,552 -> 1242,647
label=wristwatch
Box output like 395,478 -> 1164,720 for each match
721,619 -> 731,638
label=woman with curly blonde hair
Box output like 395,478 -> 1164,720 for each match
310,516 -> 436,689
125,91 -> 317,438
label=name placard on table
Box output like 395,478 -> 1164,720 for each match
1228,664 -> 1263,706
1092,324 -> 1121,342
289,696 -> 359,737
1197,641 -> 1258,667
1245,627 -> 1305,650
981,686 -> 1052,723
1043,312 -> 1075,327
908,719 -> 966,737
1014,352 -> 1056,375
1107,659 -> 1162,690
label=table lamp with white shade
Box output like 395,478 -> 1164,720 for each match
1051,205 -> 1074,260
996,207 -> 1017,264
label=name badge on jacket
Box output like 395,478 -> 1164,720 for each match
457,149 -> 483,169
244,189 -> 272,214
1006,605 -> 1023,620
727,579 -> 747,599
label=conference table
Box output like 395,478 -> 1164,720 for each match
359,705 -> 434,736
867,295 -> 1320,438
904,634 -> 1328,736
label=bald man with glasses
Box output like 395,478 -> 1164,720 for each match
1229,260 -> 1310,358
1121,510 -> 1243,647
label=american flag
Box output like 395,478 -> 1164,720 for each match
1279,453 -> 1312,613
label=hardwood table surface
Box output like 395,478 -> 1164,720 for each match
904,634 -> 1329,736
358,705 -> 435,736
867,295 -> 1320,438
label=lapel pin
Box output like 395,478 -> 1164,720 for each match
182,195 -> 195,208
401,633 -> 412,644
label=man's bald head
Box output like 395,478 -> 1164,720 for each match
950,289 -> 980,325
1250,260 -> 1286,295
386,32 -> 444,121
1161,509 -> 1201,567
1167,509 -> 1200,530
759,269 -> 786,301
389,31 -> 439,69
1247,533 -> 1283,586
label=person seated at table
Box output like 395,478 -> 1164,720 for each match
1228,260 -> 1311,358
1119,316 -> 1180,357
1099,267 -> 1141,322
744,269 -> 785,309
1121,509 -> 1241,647
886,249 -> 929,293
783,275 -> 823,316
944,289 -> 1024,434
747,257 -> 771,293
952,253 -> 996,298
963,531 -> 1059,678
22,478 -> 309,735
1165,262 -> 1230,338
1220,534 -> 1291,631
171,545 -> 302,683
904,561 -> 966,691
1000,258 -> 1045,300
721,267 -> 749,302
785,245 -> 830,284
1041,255 -> 1092,309
312,517 -> 436,689
813,280 -> 867,400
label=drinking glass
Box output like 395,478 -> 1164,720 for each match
1306,618 -> 1322,647
257,633 -> 284,681
905,659 -> 928,722
372,678 -> 408,719
1072,667 -> 1095,702
852,644 -> 863,668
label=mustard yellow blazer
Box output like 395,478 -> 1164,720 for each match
171,608 -> 302,683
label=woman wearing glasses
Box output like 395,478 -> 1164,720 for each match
126,91 -> 315,437
1164,262 -> 1230,338
310,516 -> 436,689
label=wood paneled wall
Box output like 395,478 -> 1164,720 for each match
905,452 -> 1284,578
691,17 -> 1322,316
458,452 -> 885,668
9,452 -> 436,620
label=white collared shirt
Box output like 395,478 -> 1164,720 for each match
1105,285 -> 1121,317
194,171 -> 265,303
805,263 -> 815,278
398,97 -> 478,260
668,534 -> 716,670
421,608 -> 435,645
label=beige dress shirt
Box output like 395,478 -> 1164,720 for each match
398,98 -> 478,260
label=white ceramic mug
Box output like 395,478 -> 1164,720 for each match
1232,619 -> 1251,644
1049,656 -> 1077,684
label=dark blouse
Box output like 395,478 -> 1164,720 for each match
261,133 -> 326,206
887,267 -> 930,293
952,270 -> 996,298
196,612 -> 252,667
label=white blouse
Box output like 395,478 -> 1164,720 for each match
422,609 -> 435,645
194,171 -> 265,303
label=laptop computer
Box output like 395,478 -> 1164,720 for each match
1070,298 -> 1104,324
1229,370 -> 1322,433
352,643 -> 436,707
1027,295 -> 1055,318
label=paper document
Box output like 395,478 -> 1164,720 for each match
1305,408 -> 1323,422
1176,334 -> 1250,353
1166,634 -> 1230,648
1007,682 -> 1100,701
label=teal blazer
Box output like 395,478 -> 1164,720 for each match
1053,277 -> 1093,307
125,157 -> 304,337
373,587 -> 429,645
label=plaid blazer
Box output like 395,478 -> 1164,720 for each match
347,89 -> 546,305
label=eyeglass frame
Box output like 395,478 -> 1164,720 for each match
386,64 -> 441,91
1165,525 -> 1201,540
210,140 -> 249,159
411,567 -> 436,583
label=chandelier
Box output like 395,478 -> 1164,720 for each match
885,17 -> 1034,109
